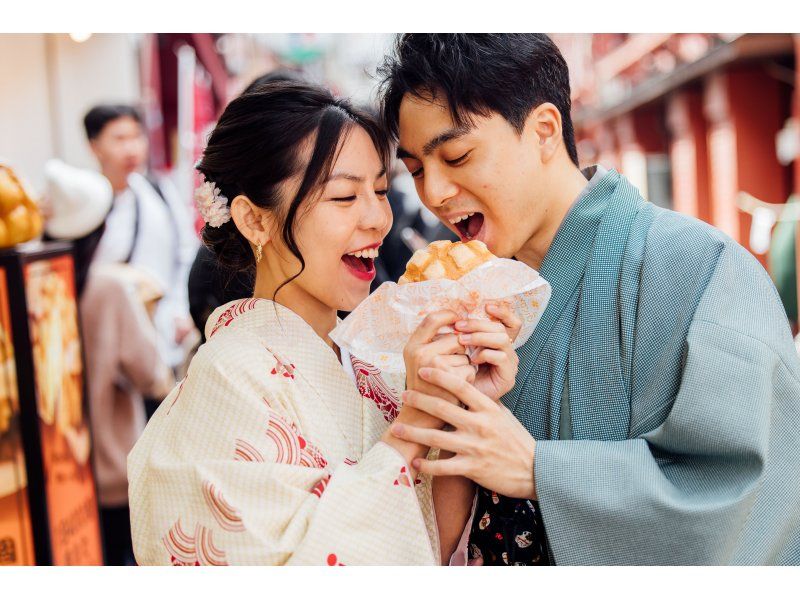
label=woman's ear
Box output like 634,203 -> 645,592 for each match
230,195 -> 273,247
525,102 -> 564,164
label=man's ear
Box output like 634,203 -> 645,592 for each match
230,195 -> 273,247
525,103 -> 564,163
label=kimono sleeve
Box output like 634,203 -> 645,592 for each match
533,247 -> 800,565
128,332 -> 436,566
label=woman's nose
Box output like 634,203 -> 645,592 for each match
361,193 -> 392,232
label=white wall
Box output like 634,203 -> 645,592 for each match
0,34 -> 55,189
0,33 -> 140,190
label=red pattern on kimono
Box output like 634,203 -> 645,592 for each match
393,465 -> 412,487
209,298 -> 261,338
311,474 -> 331,498
350,356 -> 401,423
162,520 -> 228,566
266,411 -> 327,468
166,376 -> 187,415
326,553 -> 345,566
270,353 -> 296,379
234,438 -> 265,463
202,481 -> 246,532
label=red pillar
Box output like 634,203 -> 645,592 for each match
794,34 -> 800,335
704,67 -> 790,266
666,88 -> 710,222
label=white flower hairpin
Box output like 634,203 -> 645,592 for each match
194,180 -> 231,228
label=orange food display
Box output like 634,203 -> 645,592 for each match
0,165 -> 43,249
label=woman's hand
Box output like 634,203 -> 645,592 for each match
455,301 -> 521,402
404,310 -> 476,402
383,310 -> 478,472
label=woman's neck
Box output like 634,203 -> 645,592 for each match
253,274 -> 338,352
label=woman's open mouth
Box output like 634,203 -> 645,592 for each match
341,247 -> 378,281
449,212 -> 485,241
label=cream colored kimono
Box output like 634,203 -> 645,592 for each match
128,299 -> 439,565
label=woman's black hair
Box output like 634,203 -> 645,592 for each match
378,34 -> 579,167
195,81 -> 389,298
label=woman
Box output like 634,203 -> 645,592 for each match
128,82 -> 519,565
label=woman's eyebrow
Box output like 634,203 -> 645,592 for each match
327,166 -> 387,183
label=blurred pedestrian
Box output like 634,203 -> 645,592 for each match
83,104 -> 198,371
44,160 -> 174,565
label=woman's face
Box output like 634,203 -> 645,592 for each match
267,125 -> 392,312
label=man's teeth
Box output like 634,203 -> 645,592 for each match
449,212 -> 476,225
346,248 -> 379,259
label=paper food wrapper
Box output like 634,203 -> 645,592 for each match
330,258 -> 551,374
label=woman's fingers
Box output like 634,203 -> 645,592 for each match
409,310 -> 461,345
485,301 -> 522,342
470,348 -> 512,367
457,331 -> 511,351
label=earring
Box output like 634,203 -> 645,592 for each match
255,243 -> 263,264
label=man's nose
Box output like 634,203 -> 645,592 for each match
422,166 -> 458,209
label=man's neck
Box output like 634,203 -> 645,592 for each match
515,165 -> 592,270
103,170 -> 131,194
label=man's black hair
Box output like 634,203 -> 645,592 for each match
83,104 -> 143,140
378,34 -> 579,166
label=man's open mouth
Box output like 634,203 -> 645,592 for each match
449,212 -> 485,241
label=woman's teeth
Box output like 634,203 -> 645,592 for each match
449,212 -> 475,225
346,248 -> 379,259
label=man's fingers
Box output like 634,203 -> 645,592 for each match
412,454 -> 468,477
409,310 -> 461,345
402,390 -> 470,428
419,367 -> 493,411
390,422 -> 463,453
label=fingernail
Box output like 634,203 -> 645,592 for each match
419,367 -> 432,380
392,423 -> 404,436
459,334 -> 472,343
455,320 -> 468,330
412,458 -> 422,469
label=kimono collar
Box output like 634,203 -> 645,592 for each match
503,166 -> 622,412
205,298 -> 367,457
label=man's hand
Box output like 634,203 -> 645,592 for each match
455,301 -> 521,401
390,367 -> 538,500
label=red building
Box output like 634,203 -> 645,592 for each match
556,33 -> 800,329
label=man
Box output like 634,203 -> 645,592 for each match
84,104 -> 198,371
380,34 -> 800,565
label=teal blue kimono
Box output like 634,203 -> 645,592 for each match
503,168 -> 800,565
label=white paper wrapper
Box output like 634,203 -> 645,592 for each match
330,258 -> 552,375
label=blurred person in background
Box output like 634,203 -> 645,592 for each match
188,69 -> 305,339
44,160 -> 174,565
83,104 -> 198,375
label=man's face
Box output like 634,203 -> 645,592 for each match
397,95 -> 545,258
90,116 -> 148,178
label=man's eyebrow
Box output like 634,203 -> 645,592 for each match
422,126 -> 472,156
395,126 -> 473,161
